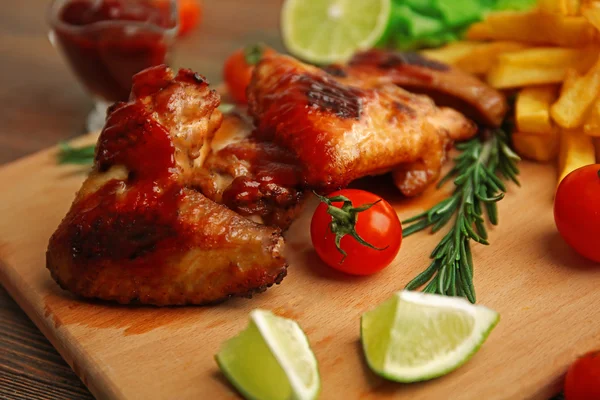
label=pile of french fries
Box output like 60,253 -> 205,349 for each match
422,0 -> 600,184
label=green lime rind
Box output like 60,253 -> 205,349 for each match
215,309 -> 320,400
360,291 -> 499,383
215,355 -> 262,400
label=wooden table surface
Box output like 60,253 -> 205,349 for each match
0,1 -> 281,398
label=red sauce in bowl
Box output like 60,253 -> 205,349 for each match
51,0 -> 177,102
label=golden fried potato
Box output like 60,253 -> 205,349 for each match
465,22 -> 493,39
496,47 -> 598,69
512,130 -> 559,162
551,58 -> 600,128
558,129 -> 596,183
422,41 -> 529,76
516,86 -> 558,134
561,68 -> 581,93
582,6 -> 600,30
466,11 -> 596,46
454,42 -> 529,75
539,0 -> 581,15
488,65 -> 576,88
421,41 -> 483,65
486,47 -> 598,89
583,97 -> 600,136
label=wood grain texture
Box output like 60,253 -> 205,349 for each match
0,134 -> 597,399
0,288 -> 92,400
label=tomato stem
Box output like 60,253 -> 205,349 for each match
313,192 -> 388,263
244,44 -> 264,65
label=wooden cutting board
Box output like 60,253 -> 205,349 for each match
1,134 -> 599,400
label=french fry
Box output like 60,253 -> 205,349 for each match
582,6 -> 600,30
516,86 -> 558,134
454,42 -> 529,75
561,68 -> 581,93
423,41 -> 529,75
539,0 -> 581,16
551,58 -> 600,128
495,47 -> 598,69
557,129 -> 596,183
421,41 -> 483,66
488,65 -> 578,89
583,97 -> 600,135
464,22 -> 493,40
538,0 -> 566,14
486,48 -> 598,89
512,130 -> 560,162
465,11 -> 596,47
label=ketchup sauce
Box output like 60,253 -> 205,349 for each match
52,0 -> 177,102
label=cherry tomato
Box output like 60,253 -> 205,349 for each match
564,350 -> 600,400
223,45 -> 274,104
177,0 -> 202,37
554,164 -> 600,263
310,189 -> 402,276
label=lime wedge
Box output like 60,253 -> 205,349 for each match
281,0 -> 392,64
215,309 -> 320,400
361,291 -> 499,383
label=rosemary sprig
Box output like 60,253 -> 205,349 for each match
402,129 -> 520,303
57,142 -> 96,165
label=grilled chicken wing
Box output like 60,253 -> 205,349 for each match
47,66 -> 287,306
247,54 -> 477,196
192,112 -> 306,229
339,49 -> 508,127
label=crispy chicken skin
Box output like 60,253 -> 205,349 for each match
47,66 -> 287,306
192,112 -> 306,229
247,54 -> 477,196
340,49 -> 508,127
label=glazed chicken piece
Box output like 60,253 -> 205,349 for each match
192,112 -> 306,229
340,49 -> 508,127
47,66 -> 287,306
247,54 -> 477,196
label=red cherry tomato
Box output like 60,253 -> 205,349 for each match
564,350 -> 600,400
554,164 -> 600,263
177,0 -> 202,37
310,189 -> 402,276
223,45 -> 274,104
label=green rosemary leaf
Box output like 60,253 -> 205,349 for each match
431,211 -> 454,233
405,260 -> 439,290
485,200 -> 499,225
402,218 -> 432,237
475,219 -> 487,240
58,142 -> 96,165
449,266 -> 457,296
402,127 -> 518,303
401,210 -> 429,224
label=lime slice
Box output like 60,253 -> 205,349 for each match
215,309 -> 320,400
281,0 -> 392,64
361,291 -> 499,383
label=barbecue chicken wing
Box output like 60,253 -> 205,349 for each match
192,112 -> 306,229
341,49 -> 508,127
47,66 -> 287,305
247,54 -> 477,196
